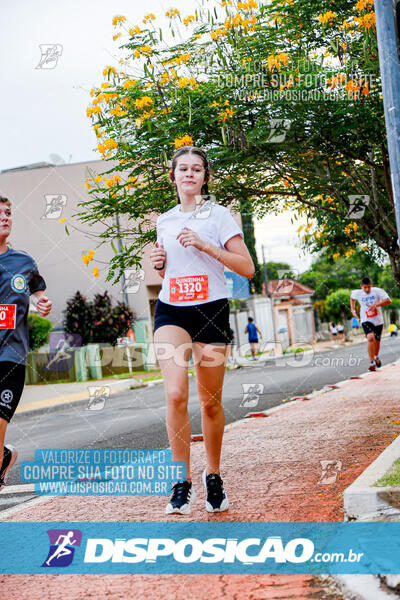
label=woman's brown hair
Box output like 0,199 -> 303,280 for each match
170,146 -> 212,204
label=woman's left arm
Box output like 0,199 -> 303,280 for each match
176,228 -> 255,278
203,235 -> 255,279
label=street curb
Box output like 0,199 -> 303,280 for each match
343,423 -> 400,522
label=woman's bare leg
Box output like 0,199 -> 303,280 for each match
154,325 -> 192,479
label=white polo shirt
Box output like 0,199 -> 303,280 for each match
350,287 -> 390,326
156,201 -> 244,306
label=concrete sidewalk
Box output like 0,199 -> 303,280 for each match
1,361 -> 400,598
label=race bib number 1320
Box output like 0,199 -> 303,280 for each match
169,275 -> 209,302
0,304 -> 16,329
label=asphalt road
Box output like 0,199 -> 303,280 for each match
1,337 -> 399,513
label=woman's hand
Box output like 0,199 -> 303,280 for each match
150,241 -> 166,269
176,227 -> 206,251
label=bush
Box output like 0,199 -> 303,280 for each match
28,313 -> 52,350
63,291 -> 134,346
325,289 -> 352,322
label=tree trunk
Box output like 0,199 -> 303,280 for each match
239,198 -> 263,294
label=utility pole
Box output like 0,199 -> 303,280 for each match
375,0 -> 400,249
262,244 -> 277,348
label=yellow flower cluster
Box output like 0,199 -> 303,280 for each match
112,16 -> 126,26
97,139 -> 118,159
93,124 -> 104,139
166,9 -> 180,18
93,267 -> 99,278
143,14 -> 155,23
174,135 -> 193,148
345,79 -> 370,97
345,248 -> 356,257
126,176 -> 138,189
134,45 -> 152,58
318,11 -> 337,24
211,12 -> 257,38
123,79 -> 137,89
129,26 -> 141,36
219,107 -> 234,121
86,105 -> 102,118
82,250 -> 95,266
333,252 -> 340,259
103,66 -> 117,77
183,15 -> 195,26
344,222 -> 358,235
267,52 -> 289,70
355,12 -> 376,30
178,77 -> 197,88
355,0 -> 374,11
102,174 -> 122,188
135,96 -> 153,109
113,33 -> 121,41
163,53 -> 191,67
237,0 -> 258,10
110,105 -> 127,117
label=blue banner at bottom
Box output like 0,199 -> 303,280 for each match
1,522 -> 400,574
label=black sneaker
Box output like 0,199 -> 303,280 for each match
369,361 -> 376,372
375,357 -> 382,368
165,481 -> 196,515
203,469 -> 229,513
0,445 -> 18,493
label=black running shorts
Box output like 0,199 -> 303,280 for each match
0,361 -> 26,423
153,298 -> 231,345
362,321 -> 383,341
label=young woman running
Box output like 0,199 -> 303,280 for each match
150,146 -> 254,515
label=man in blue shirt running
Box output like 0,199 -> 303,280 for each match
0,196 -> 52,492
245,316 -> 262,360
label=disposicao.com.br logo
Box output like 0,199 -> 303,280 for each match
83,536 -> 315,564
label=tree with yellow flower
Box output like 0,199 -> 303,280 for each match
80,0 -> 400,292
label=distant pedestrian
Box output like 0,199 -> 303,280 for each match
352,315 -> 360,334
389,323 -> 398,337
245,317 -> 262,360
337,322 -> 345,342
350,276 -> 392,371
329,322 -> 338,341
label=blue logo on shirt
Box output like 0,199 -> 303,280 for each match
11,274 -> 27,293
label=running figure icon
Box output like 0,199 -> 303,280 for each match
45,531 -> 77,566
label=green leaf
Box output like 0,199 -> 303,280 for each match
221,126 -> 227,145
111,240 -> 118,254
159,28 -> 162,41
64,225 -> 70,236
188,95 -> 192,125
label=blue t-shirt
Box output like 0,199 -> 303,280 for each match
247,322 -> 258,341
0,247 -> 46,365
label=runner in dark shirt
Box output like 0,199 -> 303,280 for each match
0,196 -> 52,492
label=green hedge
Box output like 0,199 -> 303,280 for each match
28,314 -> 52,351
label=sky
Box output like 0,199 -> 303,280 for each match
0,0 -> 313,273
